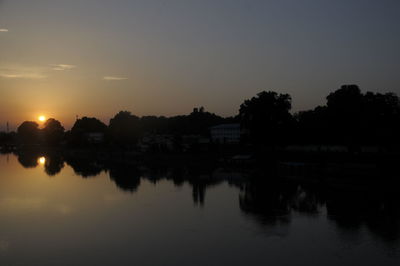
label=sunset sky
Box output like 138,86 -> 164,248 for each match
1,0 -> 400,130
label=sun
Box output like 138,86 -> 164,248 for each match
38,115 -> 46,122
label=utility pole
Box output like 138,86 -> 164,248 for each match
6,121 -> 9,133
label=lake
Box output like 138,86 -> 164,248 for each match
0,152 -> 399,265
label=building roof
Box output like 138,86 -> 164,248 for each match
210,123 -> 240,130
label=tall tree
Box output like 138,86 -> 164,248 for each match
295,106 -> 329,144
239,91 -> 293,147
17,121 -> 40,145
69,117 -> 107,146
42,118 -> 65,145
109,111 -> 140,147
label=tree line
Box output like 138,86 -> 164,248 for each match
241,84 -> 400,150
2,84 -> 400,151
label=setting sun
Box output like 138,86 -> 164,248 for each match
38,115 -> 46,122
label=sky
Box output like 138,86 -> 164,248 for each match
1,0 -> 400,130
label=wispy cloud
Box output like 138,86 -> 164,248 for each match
50,64 -> 76,71
103,76 -> 128,81
0,65 -> 47,79
0,73 -> 46,79
0,28 -> 8,32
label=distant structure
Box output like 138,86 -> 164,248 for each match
210,123 -> 241,144
138,134 -> 175,152
85,132 -> 104,144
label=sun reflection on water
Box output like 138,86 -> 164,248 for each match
38,157 -> 46,165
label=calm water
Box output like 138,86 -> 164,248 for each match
0,152 -> 399,266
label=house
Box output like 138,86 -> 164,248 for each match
210,123 -> 241,144
85,132 -> 104,144
180,135 -> 210,151
138,134 -> 175,152
284,145 -> 348,153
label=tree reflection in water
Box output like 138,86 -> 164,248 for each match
240,177 -> 400,246
108,163 -> 141,192
14,151 -> 400,246
44,154 -> 64,176
17,151 -> 40,168
17,150 -> 64,175
65,156 -> 104,177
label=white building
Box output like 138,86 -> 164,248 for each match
210,123 -> 241,144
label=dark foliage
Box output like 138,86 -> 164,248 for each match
10,84 -> 400,151
109,111 -> 140,147
239,91 -> 293,147
68,117 -> 108,146
295,85 -> 400,149
17,121 -> 40,145
42,118 -> 65,145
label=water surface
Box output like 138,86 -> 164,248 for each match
0,153 -> 399,265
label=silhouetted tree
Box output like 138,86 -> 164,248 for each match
361,91 -> 400,147
168,107 -> 225,136
294,85 -> 400,149
17,121 -> 40,145
0,131 -> 17,147
295,106 -> 329,144
10,84 -> 400,151
325,85 -> 363,147
68,117 -> 107,146
109,111 -> 140,148
71,117 -> 108,132
239,91 -> 293,148
42,118 -> 65,145
139,116 -> 169,134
